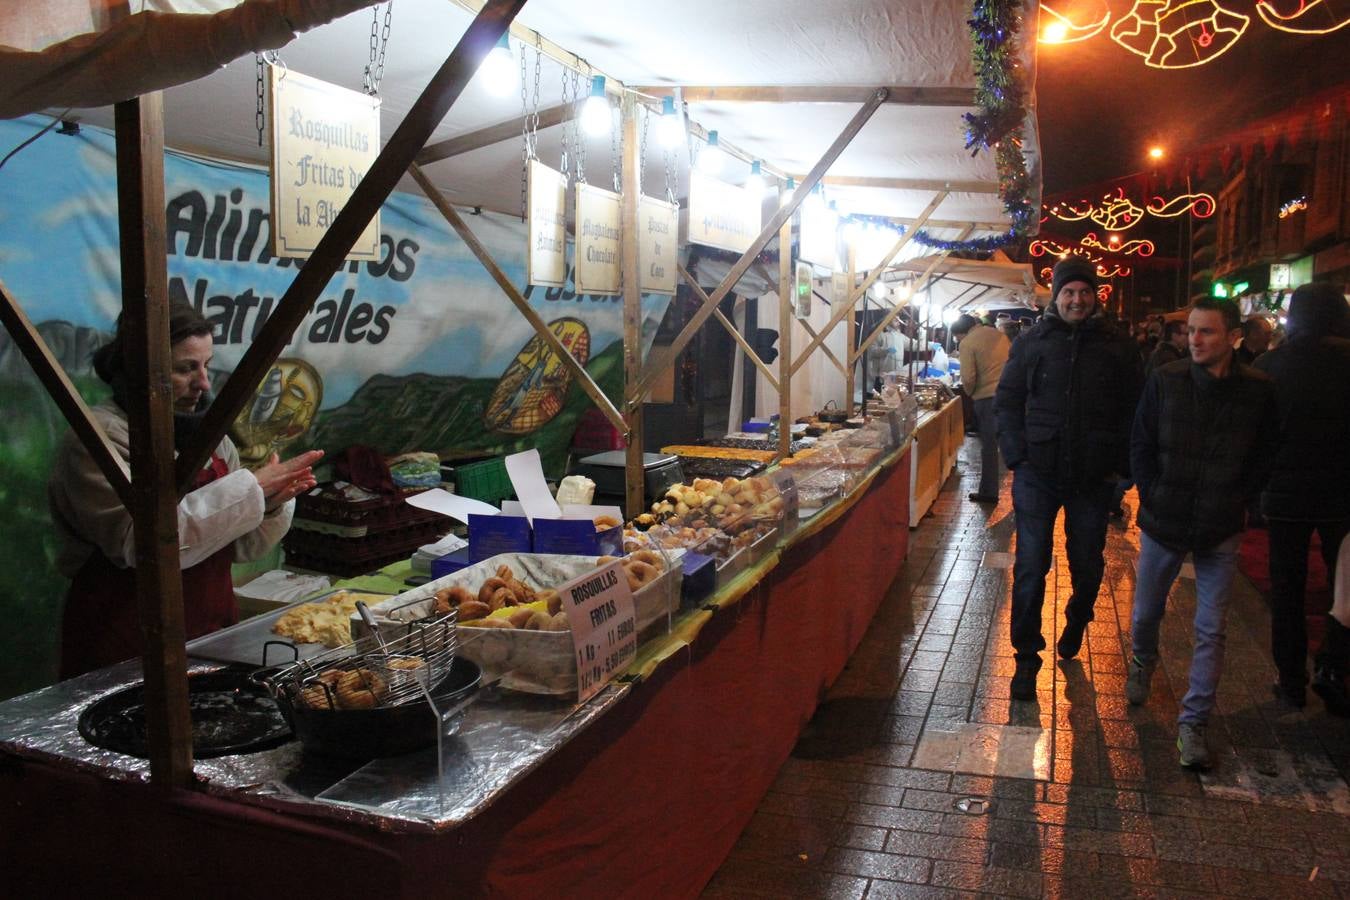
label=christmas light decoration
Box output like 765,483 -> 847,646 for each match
1098,263 -> 1132,278
1042,188 -> 1216,229
1082,232 -> 1155,256
1097,284 -> 1115,302
1256,0 -> 1350,34
1111,0 -> 1249,69
1039,1 -> 1111,43
1146,192 -> 1216,218
1278,195 -> 1309,218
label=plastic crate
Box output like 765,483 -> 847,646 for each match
571,407 -> 627,452
454,456 -> 513,505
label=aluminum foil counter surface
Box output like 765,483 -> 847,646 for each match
0,658 -> 627,833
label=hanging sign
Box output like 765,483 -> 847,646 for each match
526,160 -> 568,287
575,183 -> 622,295
639,196 -> 678,295
556,560 -> 638,703
799,202 -> 839,271
687,171 -> 759,254
1269,263 -> 1291,290
268,67 -> 380,260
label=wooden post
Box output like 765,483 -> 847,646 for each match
777,193 -> 792,460
114,93 -> 193,789
845,244 -> 857,417
176,0 -> 528,491
620,93 -> 644,519
0,280 -> 134,510
407,165 -> 626,433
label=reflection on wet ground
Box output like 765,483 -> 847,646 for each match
706,436 -> 1350,898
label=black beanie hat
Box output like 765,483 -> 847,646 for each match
951,314 -> 980,336
1051,258 -> 1099,301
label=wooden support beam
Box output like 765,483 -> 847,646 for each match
621,93 -> 644,519
417,102 -> 570,165
0,280 -> 133,510
633,88 -> 890,401
177,0 -> 527,491
712,305 -> 777,392
114,93 -> 193,789
788,190 -> 946,379
633,85 -> 976,106
775,207 -> 792,460
798,318 -> 849,377
408,166 -> 626,434
845,245 -> 857,417
849,250 -> 954,366
810,174 -> 999,194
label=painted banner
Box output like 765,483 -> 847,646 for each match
0,115 -> 673,699
269,67 -> 381,260
686,171 -> 760,254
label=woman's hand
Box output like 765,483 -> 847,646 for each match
253,449 -> 324,512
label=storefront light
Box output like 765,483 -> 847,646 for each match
697,130 -> 726,174
581,75 -> 611,136
746,160 -> 767,195
481,33 -> 516,97
656,96 -> 683,148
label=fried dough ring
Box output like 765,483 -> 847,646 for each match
477,577 -> 509,605
487,586 -> 518,611
457,599 -> 491,621
622,559 -> 660,592
628,548 -> 664,571
334,668 -> 385,710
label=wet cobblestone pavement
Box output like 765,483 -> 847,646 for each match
705,436 -> 1350,898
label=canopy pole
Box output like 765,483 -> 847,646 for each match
846,244 -> 857,417
621,92 -> 644,520
114,92 -> 193,789
776,204 -> 793,460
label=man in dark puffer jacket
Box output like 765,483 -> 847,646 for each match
1126,298 -> 1277,770
1256,282 -> 1350,714
996,258 -> 1142,700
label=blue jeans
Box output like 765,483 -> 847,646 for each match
1010,466 -> 1113,661
1130,530 -> 1242,725
973,397 -> 1002,498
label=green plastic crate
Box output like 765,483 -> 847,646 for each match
454,456 -> 513,505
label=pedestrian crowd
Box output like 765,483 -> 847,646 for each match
949,257 -> 1350,771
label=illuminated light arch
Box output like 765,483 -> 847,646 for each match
1112,0 -> 1170,56
1146,192 -> 1216,218
1082,232 -> 1156,256
1144,0 -> 1250,69
1093,193 -> 1146,230
1097,263 -> 1133,278
1097,284 -> 1115,302
1256,0 -> 1350,34
1039,1 -> 1112,43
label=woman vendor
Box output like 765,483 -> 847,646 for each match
48,301 -> 323,678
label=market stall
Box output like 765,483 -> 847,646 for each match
1,0 -> 1040,892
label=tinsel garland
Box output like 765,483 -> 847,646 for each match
912,0 -> 1034,253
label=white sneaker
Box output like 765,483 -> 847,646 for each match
1125,656 -> 1156,706
1177,722 -> 1210,769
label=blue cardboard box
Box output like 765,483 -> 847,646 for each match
467,506 -> 531,562
531,504 -> 624,557
680,551 -> 716,608
430,547 -> 473,579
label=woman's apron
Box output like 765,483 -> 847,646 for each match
60,454 -> 238,679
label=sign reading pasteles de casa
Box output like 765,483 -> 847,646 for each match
575,183 -> 622,295
527,160 -> 567,288
639,196 -> 678,295
556,560 -> 637,703
687,171 -> 760,254
269,66 -> 381,260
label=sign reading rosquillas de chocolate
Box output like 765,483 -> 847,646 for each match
269,67 -> 381,261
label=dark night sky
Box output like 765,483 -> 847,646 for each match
1034,1 -> 1349,197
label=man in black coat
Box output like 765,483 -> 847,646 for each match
1145,319 -> 1187,378
1256,282 -> 1350,714
1126,298 -> 1277,769
995,258 -> 1142,700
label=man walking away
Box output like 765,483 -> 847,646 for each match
996,258 -> 1142,701
1146,319 -> 1188,377
952,313 -> 1010,503
1255,282 -> 1350,714
1126,299 -> 1277,769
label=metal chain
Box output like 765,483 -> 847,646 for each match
529,35 -> 542,154
520,38 -> 529,219
638,102 -> 650,197
363,2 -> 393,97
255,54 -> 266,147
574,67 -> 587,184
558,58 -> 571,182
665,146 -> 676,206
610,91 -> 620,194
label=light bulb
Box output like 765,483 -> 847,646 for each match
870,281 -> 888,301
943,308 -> 960,325
656,96 -> 683,148
581,75 -> 611,136
698,130 -> 725,174
780,177 -> 797,207
481,33 -> 515,97
894,283 -> 913,302
745,160 -> 767,195
803,184 -> 825,213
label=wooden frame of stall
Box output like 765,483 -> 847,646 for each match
0,0 -> 1016,790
